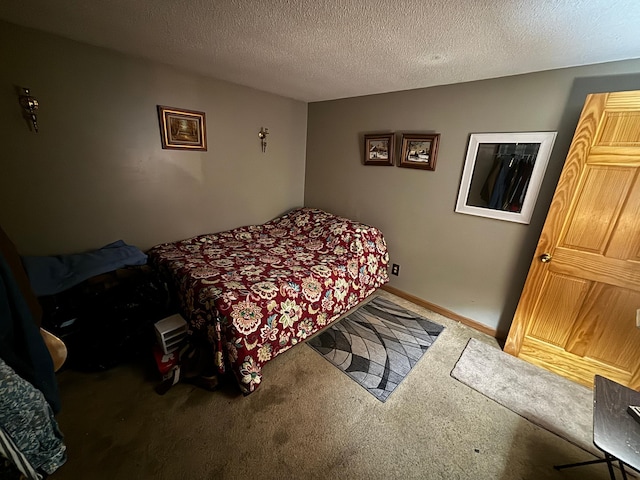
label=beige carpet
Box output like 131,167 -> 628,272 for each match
451,338 -> 596,456
50,291 -> 612,480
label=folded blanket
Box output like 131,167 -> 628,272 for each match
22,240 -> 147,296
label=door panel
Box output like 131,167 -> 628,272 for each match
527,274 -> 590,347
607,174 -> 640,261
597,112 -> 640,145
561,166 -> 634,253
565,284 -> 640,369
505,90 -> 640,390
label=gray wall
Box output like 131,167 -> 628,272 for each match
0,21 -> 307,255
4,20 -> 639,337
305,61 -> 640,336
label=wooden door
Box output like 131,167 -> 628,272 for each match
504,90 -> 640,390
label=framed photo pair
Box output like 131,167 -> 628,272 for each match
363,133 -> 440,170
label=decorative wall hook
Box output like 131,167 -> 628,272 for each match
19,87 -> 39,133
258,127 -> 269,153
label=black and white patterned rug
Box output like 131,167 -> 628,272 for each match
308,296 -> 444,402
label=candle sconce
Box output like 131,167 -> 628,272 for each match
19,87 -> 39,133
258,127 -> 269,153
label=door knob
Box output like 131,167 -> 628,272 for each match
540,253 -> 552,263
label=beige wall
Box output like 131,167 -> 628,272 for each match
0,21 -> 307,255
305,61 -> 640,336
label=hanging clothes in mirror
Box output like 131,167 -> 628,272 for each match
480,143 -> 540,213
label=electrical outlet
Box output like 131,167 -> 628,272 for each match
391,264 -> 400,276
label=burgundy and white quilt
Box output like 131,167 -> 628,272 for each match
148,208 -> 389,394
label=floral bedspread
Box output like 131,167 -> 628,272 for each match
148,208 -> 389,394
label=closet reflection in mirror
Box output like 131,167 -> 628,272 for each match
455,132 -> 557,224
467,142 -> 540,211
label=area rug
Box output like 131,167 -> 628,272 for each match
307,296 -> 444,402
450,338 -> 598,457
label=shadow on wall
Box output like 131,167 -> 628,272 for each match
496,72 -> 640,338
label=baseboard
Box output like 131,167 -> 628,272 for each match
380,285 -> 500,339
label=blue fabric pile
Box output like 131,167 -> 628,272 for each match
22,240 -> 148,296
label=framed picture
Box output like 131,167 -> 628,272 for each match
363,133 -> 394,166
399,134 -> 440,170
157,105 -> 207,151
455,131 -> 557,224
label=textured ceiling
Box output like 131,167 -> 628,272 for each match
1,1 -> 640,102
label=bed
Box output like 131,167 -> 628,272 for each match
147,208 -> 389,394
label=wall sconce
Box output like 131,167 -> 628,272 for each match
258,127 -> 269,153
19,87 -> 39,133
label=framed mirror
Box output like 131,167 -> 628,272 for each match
455,131 -> 557,224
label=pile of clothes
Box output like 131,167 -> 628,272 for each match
0,226 -> 66,480
0,228 -> 174,478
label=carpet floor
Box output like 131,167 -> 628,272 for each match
308,296 -> 444,401
450,338 -> 596,457
47,290 -> 613,480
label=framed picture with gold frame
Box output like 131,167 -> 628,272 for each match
363,133 -> 394,166
157,105 -> 207,151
